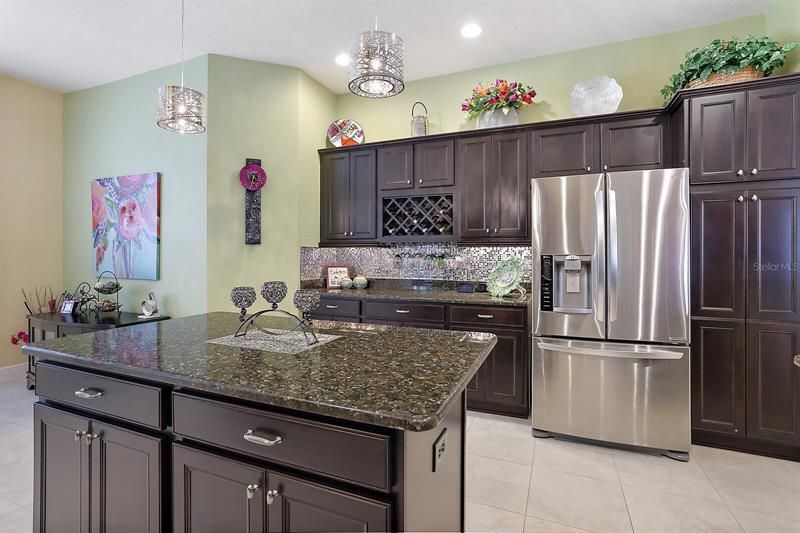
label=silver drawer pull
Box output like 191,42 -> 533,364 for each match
74,388 -> 103,399
243,429 -> 282,447
325,304 -> 339,309
395,309 -> 411,314
266,489 -> 279,505
477,314 -> 494,319
246,484 -> 259,500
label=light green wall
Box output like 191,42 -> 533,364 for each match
63,57 -> 208,318
205,55 -> 336,312
335,14 -> 785,142
767,0 -> 800,74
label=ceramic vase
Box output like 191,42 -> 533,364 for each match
476,108 -> 519,129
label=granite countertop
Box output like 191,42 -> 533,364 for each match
23,312 -> 496,432
317,287 -> 530,307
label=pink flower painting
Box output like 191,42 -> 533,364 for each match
92,173 -> 160,280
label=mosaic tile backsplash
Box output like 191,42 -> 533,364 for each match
300,244 -> 532,283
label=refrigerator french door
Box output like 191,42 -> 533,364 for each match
531,169 -> 691,456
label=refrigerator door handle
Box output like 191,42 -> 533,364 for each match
594,185 -> 606,331
536,341 -> 684,360
607,187 -> 619,323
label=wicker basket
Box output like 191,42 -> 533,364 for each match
687,66 -> 764,89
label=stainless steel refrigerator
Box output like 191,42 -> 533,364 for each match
531,168 -> 690,459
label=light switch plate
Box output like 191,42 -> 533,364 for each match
433,428 -> 447,472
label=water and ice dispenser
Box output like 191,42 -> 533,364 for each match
540,254 -> 593,314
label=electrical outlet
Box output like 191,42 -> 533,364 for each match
432,429 -> 447,472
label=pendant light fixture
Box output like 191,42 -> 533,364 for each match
156,0 -> 206,134
347,1 -> 404,98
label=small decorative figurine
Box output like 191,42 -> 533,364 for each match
353,276 -> 369,289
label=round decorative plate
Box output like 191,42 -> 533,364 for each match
487,257 -> 525,298
239,164 -> 267,191
327,119 -> 365,147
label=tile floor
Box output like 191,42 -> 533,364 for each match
0,362 -> 798,533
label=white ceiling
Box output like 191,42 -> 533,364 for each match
0,0 -> 774,94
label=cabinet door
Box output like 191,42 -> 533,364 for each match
689,92 -> 747,183
747,187 -> 800,322
465,365 -> 485,404
267,472 -> 390,533
377,144 -> 413,190
493,132 -> 529,240
747,83 -> 800,181
483,329 -> 527,412
414,139 -> 454,188
600,116 -> 665,172
691,188 -> 746,319
34,404 -> 89,533
173,444 -> 265,533
746,321 -> 800,444
320,153 -> 351,242
457,135 -> 493,239
691,319 -> 746,435
349,149 -> 377,240
90,421 -> 163,533
530,124 -> 598,177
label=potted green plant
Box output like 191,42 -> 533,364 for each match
661,36 -> 797,102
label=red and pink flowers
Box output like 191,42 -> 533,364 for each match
9,331 -> 29,347
462,79 -> 537,120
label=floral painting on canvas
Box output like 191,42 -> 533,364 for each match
92,172 -> 160,280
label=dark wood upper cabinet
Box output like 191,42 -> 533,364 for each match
671,100 -> 689,168
267,472 -> 391,533
173,444 -> 265,533
90,421 -> 163,533
747,83 -> 800,181
530,123 -> 599,177
414,139 -> 454,188
690,92 -> 747,183
349,150 -> 377,240
691,319 -> 746,435
320,150 -> 376,244
320,152 -> 351,241
600,116 -> 665,172
34,404 -> 89,533
493,132 -> 529,240
377,144 -> 414,190
457,135 -> 493,239
747,186 -> 800,323
691,187 -> 746,319
746,321 -> 800,444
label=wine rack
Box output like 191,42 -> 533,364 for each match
382,194 -> 454,241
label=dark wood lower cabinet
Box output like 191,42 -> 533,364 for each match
691,319 -> 746,435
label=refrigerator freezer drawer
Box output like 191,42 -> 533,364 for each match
533,337 -> 690,452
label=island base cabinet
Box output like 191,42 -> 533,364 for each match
34,403 -> 164,533
174,444 -> 391,533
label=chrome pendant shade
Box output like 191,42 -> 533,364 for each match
156,0 -> 207,134
348,29 -> 405,98
156,85 -> 206,134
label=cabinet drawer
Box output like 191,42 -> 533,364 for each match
364,301 -> 445,323
35,362 -> 164,429
450,305 -> 526,328
319,296 -> 361,318
172,393 -> 391,492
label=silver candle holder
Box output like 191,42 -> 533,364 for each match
230,282 -> 320,345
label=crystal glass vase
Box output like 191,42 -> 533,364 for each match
476,108 -> 519,129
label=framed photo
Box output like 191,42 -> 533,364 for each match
325,266 -> 352,289
60,300 -> 75,314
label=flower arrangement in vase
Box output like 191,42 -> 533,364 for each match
462,79 -> 536,129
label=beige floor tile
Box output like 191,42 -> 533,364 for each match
466,454 -> 532,514
613,449 -> 723,502
466,502 -> 526,533
468,414 -> 536,465
0,504 -> 31,533
782,459 -> 800,478
728,507 -> 800,533
624,484 -> 742,532
533,438 -> 619,482
524,515 -> 589,533
527,464 -> 632,533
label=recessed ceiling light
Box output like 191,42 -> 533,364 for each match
335,53 -> 350,66
460,23 -> 482,39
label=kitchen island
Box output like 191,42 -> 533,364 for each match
23,312 -> 496,533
